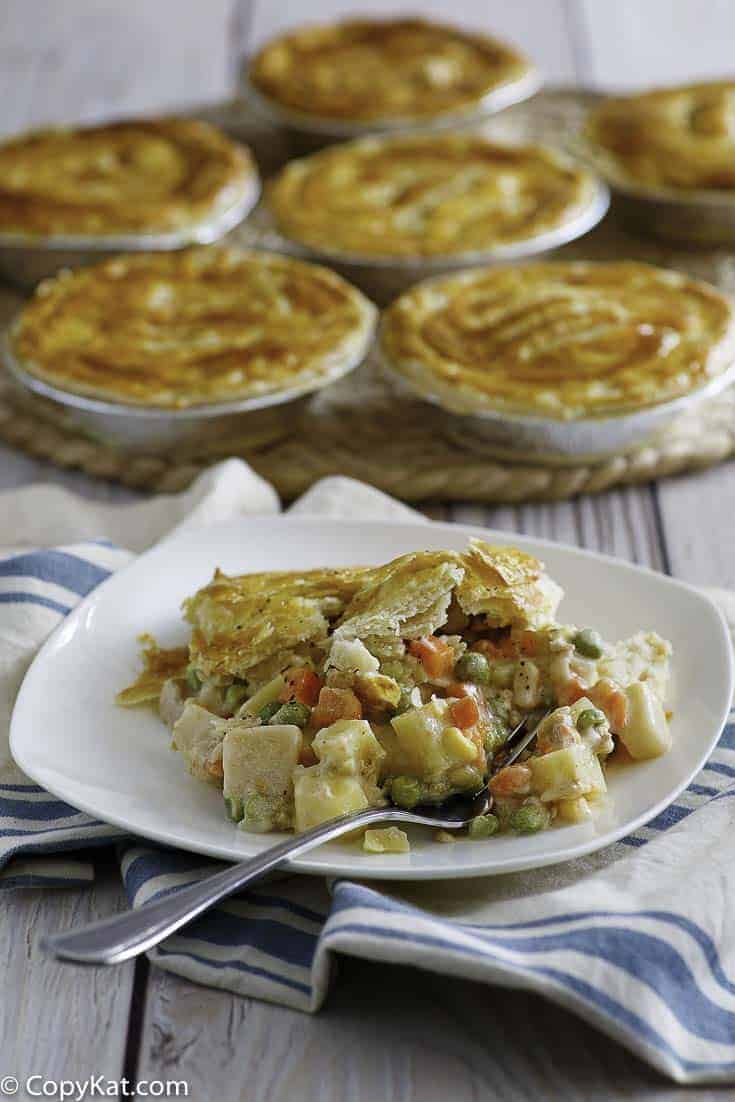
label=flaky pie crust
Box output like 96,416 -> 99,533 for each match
585,82 -> 735,193
268,134 -> 600,260
249,17 -> 534,124
0,118 -> 257,238
380,261 -> 735,419
10,248 -> 376,409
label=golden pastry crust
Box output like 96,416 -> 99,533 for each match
10,248 -> 376,409
0,118 -> 257,237
268,135 -> 599,259
248,17 -> 533,124
380,261 -> 735,419
585,82 -> 735,192
457,541 -> 562,628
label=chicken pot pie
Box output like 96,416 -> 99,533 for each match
119,539 -> 673,844
0,118 -> 258,239
8,248 -> 376,409
268,134 -> 604,261
585,82 -> 735,194
247,17 -> 536,130
380,261 -> 735,420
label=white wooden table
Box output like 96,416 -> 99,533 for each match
1,3 -> 734,1098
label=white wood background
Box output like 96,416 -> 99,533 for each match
1,2 -> 734,1098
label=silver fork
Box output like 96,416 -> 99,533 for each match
41,711 -> 545,966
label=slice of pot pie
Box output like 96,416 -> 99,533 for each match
8,247 -> 376,409
248,17 -> 535,126
585,81 -> 735,193
0,117 -> 257,238
268,134 -> 601,260
118,539 -> 673,844
380,260 -> 735,419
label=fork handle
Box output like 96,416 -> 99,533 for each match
41,806 -> 407,966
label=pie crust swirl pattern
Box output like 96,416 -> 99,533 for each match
10,248 -> 376,409
380,261 -> 735,419
268,135 -> 599,259
0,118 -> 257,237
585,82 -> 735,192
249,17 -> 533,124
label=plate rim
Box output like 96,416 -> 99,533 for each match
10,515 -> 734,880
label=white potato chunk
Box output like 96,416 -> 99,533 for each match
293,767 -> 369,831
391,698 -> 483,783
223,723 -> 302,832
556,796 -> 592,823
513,659 -> 541,709
171,700 -> 225,784
326,638 -> 380,676
529,744 -> 607,802
618,681 -> 671,760
363,827 -> 410,854
159,678 -> 186,728
312,719 -> 385,787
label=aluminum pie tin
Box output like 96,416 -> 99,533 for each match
2,307 -> 375,456
262,179 -> 610,305
241,67 -> 542,150
570,131 -> 735,246
0,174 -> 261,290
378,335 -> 735,465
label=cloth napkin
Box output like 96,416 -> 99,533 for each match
1,460 -> 734,1086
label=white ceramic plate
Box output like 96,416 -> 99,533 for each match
10,518 -> 733,880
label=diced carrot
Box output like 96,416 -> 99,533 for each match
557,677 -> 587,707
449,696 -> 480,730
445,680 -> 479,700
311,686 -> 363,729
407,635 -> 455,680
280,667 -> 323,707
518,630 -> 538,657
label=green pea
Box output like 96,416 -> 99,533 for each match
185,664 -> 202,693
454,652 -> 490,684
270,701 -> 311,728
223,795 -> 244,822
509,801 -> 551,834
483,721 -> 507,754
573,629 -> 604,659
468,813 -> 499,839
577,707 -> 606,731
258,700 -> 283,724
390,776 -> 422,810
224,683 -> 249,713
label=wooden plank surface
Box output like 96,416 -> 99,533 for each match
0,1 -> 733,1099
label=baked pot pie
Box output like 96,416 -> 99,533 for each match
268,134 -> 606,261
118,538 -> 673,846
246,17 -> 538,138
380,261 -> 735,458
582,83 -> 735,243
0,118 -> 260,287
7,247 -> 376,411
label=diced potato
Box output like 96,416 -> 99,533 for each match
312,719 -> 385,786
171,701 -> 225,784
293,767 -> 369,831
222,723 -> 302,832
618,681 -> 671,760
556,796 -> 592,823
529,744 -> 607,802
159,678 -> 186,728
513,659 -> 541,709
238,674 -> 286,717
391,699 -> 484,781
391,698 -> 452,776
326,638 -> 379,676
363,827 -> 410,854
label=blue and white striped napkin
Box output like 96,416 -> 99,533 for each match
2,460 -> 734,1085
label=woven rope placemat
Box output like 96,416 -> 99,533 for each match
1,89 -> 734,502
